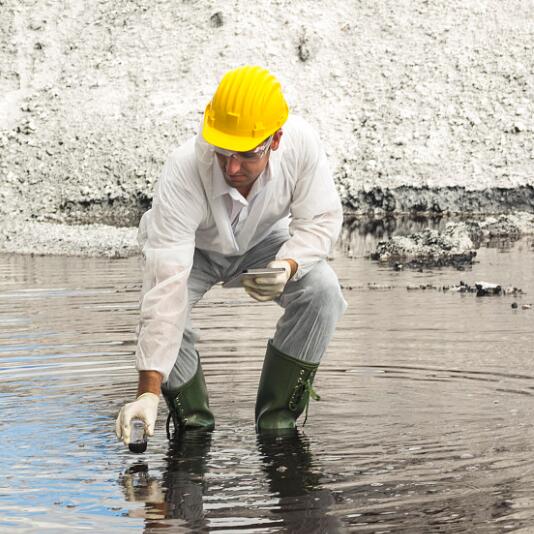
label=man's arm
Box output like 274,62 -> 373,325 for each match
137,370 -> 163,396
275,123 -> 343,280
116,147 -> 203,445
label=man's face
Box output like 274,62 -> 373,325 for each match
215,130 -> 282,193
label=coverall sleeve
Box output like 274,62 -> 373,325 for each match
275,126 -> 343,280
135,152 -> 204,381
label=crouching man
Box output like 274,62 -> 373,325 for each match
116,65 -> 346,444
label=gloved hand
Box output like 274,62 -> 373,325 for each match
115,392 -> 159,445
243,259 -> 293,302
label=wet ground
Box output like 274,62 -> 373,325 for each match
1,227 -> 534,533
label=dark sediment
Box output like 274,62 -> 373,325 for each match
340,185 -> 534,216
41,185 -> 534,229
365,214 -> 534,271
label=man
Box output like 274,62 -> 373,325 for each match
116,65 -> 346,445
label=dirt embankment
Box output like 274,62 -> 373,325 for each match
0,1 -> 533,256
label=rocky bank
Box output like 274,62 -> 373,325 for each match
0,0 -> 533,256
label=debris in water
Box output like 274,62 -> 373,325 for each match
368,283 -> 393,290
475,281 -> 502,297
370,223 -> 478,270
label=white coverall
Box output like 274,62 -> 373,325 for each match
136,115 -> 346,385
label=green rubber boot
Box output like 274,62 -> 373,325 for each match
162,356 -> 215,438
255,339 -> 321,432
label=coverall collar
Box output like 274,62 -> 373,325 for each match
212,162 -> 272,202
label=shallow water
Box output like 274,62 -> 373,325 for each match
1,230 -> 534,533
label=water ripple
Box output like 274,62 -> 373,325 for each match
1,241 -> 534,532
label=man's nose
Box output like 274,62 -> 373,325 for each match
225,156 -> 241,174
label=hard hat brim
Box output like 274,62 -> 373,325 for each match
202,114 -> 282,152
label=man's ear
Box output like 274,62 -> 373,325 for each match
270,129 -> 283,151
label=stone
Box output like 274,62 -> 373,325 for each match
209,11 -> 224,27
475,281 -> 502,296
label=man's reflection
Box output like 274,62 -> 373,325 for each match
121,429 -> 212,531
257,429 -> 345,533
121,429 -> 345,532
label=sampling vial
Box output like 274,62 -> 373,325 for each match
128,418 -> 148,453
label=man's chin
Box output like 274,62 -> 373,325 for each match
226,175 -> 250,185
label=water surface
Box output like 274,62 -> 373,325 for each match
1,230 -> 534,533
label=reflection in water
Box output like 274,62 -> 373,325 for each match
340,214 -> 524,262
342,213 -> 448,239
121,430 -> 344,533
121,430 -> 212,531
121,463 -> 164,514
340,214 -> 447,260
257,430 -> 343,533
161,430 -> 212,530
343,214 -> 399,240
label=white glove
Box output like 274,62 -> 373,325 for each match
243,260 -> 292,302
115,392 -> 159,445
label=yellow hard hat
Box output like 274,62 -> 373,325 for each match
202,65 -> 289,151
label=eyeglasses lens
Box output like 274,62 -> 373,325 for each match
214,136 -> 272,161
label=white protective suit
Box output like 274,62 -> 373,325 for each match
135,115 -> 343,381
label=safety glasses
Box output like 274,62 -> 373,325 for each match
213,135 -> 273,161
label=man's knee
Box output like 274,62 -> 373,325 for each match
286,262 -> 347,319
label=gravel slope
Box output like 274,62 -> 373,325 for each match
1,0 -> 533,255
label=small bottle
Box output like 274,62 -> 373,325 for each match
128,418 -> 148,453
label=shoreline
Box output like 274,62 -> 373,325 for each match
33,184 -> 534,228
2,203 -> 533,260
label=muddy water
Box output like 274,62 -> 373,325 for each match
1,231 -> 534,533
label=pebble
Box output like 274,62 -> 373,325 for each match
209,11 -> 224,27
368,283 -> 393,290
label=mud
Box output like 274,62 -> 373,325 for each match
366,213 -> 534,270
370,222 -> 479,269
